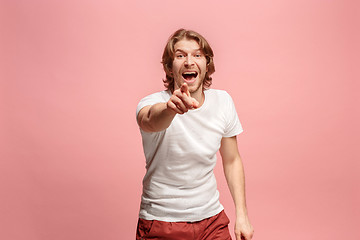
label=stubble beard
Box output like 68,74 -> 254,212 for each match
188,80 -> 203,94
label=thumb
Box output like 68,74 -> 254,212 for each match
192,98 -> 199,108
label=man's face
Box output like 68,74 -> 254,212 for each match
171,39 -> 207,93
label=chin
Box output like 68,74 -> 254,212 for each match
188,83 -> 203,93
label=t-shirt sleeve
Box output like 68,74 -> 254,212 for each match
136,91 -> 168,117
223,92 -> 243,137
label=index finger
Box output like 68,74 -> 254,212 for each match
180,83 -> 190,97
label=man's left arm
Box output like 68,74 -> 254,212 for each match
220,136 -> 254,240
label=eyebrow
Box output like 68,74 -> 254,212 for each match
175,48 -> 202,53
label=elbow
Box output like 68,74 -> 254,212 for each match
139,117 -> 154,132
223,156 -> 242,168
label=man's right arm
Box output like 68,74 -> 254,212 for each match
137,103 -> 177,132
137,83 -> 199,133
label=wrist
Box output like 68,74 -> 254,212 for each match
165,101 -> 176,113
235,207 -> 248,217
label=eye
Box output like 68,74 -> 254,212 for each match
176,54 -> 185,58
195,53 -> 202,58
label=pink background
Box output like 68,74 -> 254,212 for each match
1,0 -> 359,239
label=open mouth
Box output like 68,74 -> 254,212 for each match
182,72 -> 198,81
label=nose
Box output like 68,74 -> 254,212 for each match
185,55 -> 194,66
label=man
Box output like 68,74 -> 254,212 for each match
136,29 -> 254,240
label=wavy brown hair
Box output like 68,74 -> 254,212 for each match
162,29 -> 215,92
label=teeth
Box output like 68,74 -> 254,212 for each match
182,72 -> 198,80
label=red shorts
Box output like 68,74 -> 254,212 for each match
136,210 -> 232,240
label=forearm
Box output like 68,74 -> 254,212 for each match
138,102 -> 176,132
223,156 -> 248,216
220,137 -> 254,239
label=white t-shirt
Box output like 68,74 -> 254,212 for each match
136,89 -> 243,222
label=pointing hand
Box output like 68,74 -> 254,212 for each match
167,83 -> 199,114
